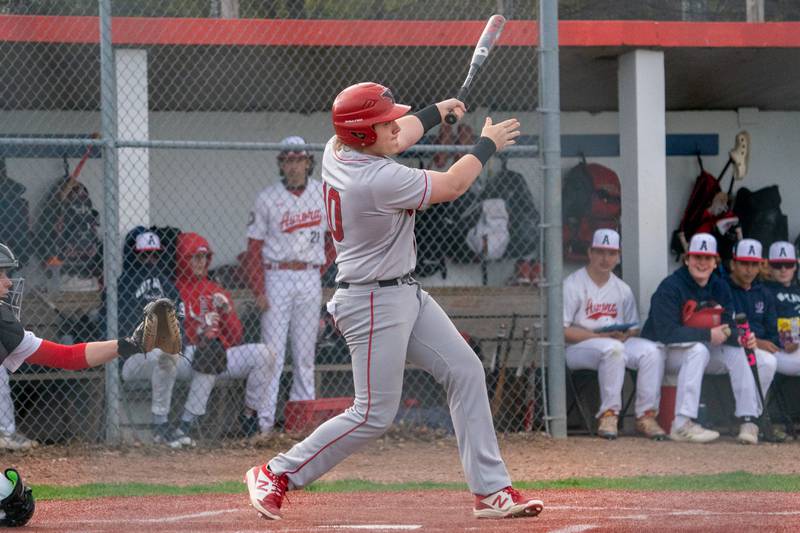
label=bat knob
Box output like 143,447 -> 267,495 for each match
444,111 -> 458,125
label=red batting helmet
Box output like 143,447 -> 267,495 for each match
332,82 -> 411,147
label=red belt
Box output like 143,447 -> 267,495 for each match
265,262 -> 314,271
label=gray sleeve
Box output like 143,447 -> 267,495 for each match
371,162 -> 431,212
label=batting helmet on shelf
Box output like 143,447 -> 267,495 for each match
332,82 -> 411,147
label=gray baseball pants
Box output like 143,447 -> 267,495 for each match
268,280 -> 511,495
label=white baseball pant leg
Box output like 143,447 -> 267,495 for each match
665,342 -> 710,421
774,350 -> 800,376
269,283 -> 511,495
121,349 -> 189,417
288,270 -> 321,402
182,343 -> 275,423
566,337 -> 626,417
623,337 -> 665,417
706,345 -> 777,417
260,269 -> 322,430
0,366 -> 16,434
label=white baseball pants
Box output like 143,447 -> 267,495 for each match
566,338 -> 626,417
0,366 -> 15,434
774,350 -> 800,376
623,337 -> 665,417
664,342 -> 711,420
260,269 -> 321,430
706,345 -> 777,417
122,343 -> 275,431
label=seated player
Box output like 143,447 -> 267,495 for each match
563,229 -> 667,440
763,241 -> 800,375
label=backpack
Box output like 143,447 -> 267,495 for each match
734,185 -> 788,253
465,199 -> 510,260
670,156 -> 742,264
478,163 -> 541,259
562,159 -> 621,261
0,174 -> 32,268
35,178 -> 103,279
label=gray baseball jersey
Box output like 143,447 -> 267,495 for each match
267,136 -> 512,496
320,136 -> 431,283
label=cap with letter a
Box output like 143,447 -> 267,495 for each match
591,229 -> 620,251
134,231 -> 161,252
768,241 -> 797,263
733,238 -> 763,262
686,233 -> 718,257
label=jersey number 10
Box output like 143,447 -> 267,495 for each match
324,183 -> 344,242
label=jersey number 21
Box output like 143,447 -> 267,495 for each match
324,182 -> 344,242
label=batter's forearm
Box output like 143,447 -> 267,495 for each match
428,155 -> 483,204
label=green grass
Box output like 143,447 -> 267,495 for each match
30,471 -> 800,501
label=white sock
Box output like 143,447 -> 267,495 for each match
672,415 -> 690,430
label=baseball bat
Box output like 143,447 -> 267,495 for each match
445,14 -> 507,125
490,316 -> 518,418
488,323 -> 506,373
734,313 -> 777,439
70,133 -> 100,180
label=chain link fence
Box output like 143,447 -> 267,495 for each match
0,0 -> 548,448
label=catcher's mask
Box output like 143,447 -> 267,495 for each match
0,243 -> 23,320
277,135 -> 315,179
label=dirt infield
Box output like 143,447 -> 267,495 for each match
10,434 -> 800,487
33,489 -> 800,532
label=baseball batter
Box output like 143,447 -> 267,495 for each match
245,82 -> 543,521
563,229 -> 666,440
245,136 -> 327,432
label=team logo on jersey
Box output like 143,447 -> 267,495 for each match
280,209 -> 323,233
755,301 -> 765,315
585,299 -> 618,320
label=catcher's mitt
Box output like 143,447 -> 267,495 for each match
142,298 -> 182,355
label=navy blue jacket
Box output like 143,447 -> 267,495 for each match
117,227 -> 182,337
764,280 -> 800,348
764,280 -> 800,319
725,275 -> 778,345
641,266 -> 737,345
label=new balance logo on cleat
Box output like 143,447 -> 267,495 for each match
473,486 -> 544,519
244,464 -> 289,520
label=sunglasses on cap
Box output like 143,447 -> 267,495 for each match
769,262 -> 797,270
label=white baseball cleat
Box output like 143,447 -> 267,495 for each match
244,464 -> 289,520
669,420 -> 720,443
473,486 -> 543,519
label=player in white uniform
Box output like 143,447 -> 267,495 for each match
245,136 -> 327,432
563,229 -> 667,440
244,82 -> 543,521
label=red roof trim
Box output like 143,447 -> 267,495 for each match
1,16 -> 799,48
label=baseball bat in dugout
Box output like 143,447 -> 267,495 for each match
490,315 -> 518,418
445,14 -> 507,125
734,313 -> 778,440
